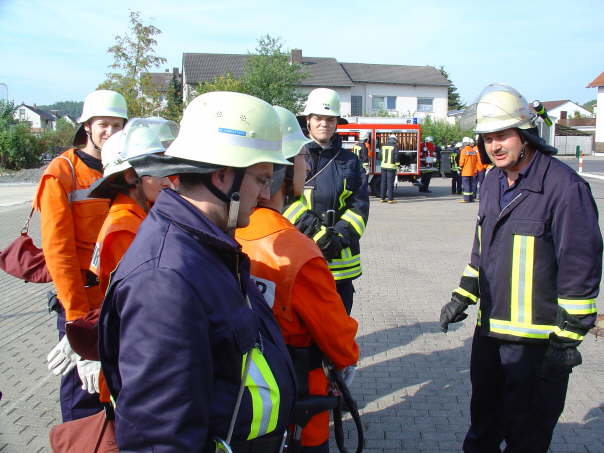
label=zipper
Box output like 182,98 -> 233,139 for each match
497,192 -> 523,221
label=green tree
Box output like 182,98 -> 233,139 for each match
162,71 -> 184,122
242,35 -> 307,112
98,10 -> 166,117
37,101 -> 84,118
439,66 -> 465,111
193,73 -> 250,99
583,99 -> 596,113
421,116 -> 474,146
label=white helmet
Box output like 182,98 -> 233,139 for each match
473,83 -> 536,134
462,136 -> 472,145
424,136 -> 434,143
302,88 -> 341,117
273,106 -> 312,159
166,91 -> 290,167
74,90 -> 128,146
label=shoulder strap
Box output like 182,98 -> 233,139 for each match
56,155 -> 77,194
306,149 -> 341,185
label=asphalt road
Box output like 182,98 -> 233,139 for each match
0,176 -> 603,453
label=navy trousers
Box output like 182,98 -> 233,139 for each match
452,172 -> 462,194
463,330 -> 570,453
336,279 -> 354,315
380,169 -> 396,201
57,308 -> 103,422
462,175 -> 477,202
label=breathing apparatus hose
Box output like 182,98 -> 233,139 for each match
328,363 -> 364,453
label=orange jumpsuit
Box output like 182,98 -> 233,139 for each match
90,193 -> 146,402
459,145 -> 481,177
236,207 -> 359,447
34,149 -> 110,321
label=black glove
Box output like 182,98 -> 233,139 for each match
541,334 -> 582,371
296,210 -> 323,238
316,227 -> 345,260
439,298 -> 468,332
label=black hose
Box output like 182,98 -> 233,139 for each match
329,367 -> 364,453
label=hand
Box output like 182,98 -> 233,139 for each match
297,210 -> 323,237
76,360 -> 101,394
340,365 -> 357,388
47,336 -> 80,376
316,227 -> 345,260
541,334 -> 582,371
439,298 -> 468,332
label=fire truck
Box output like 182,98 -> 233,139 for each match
336,123 -> 438,195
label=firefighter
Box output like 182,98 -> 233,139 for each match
236,106 -> 359,453
449,144 -> 462,194
42,89 -> 127,422
419,136 -> 436,193
98,92 -> 296,452
458,136 -> 480,202
284,88 -> 369,314
379,134 -> 399,202
440,83 -> 602,452
475,136 -> 489,199
352,132 -> 370,173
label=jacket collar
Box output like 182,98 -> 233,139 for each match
492,149 -> 549,194
306,133 -> 342,154
152,188 -> 241,253
109,193 -> 146,220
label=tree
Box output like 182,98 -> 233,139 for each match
439,66 -> 464,111
161,71 -> 184,122
583,99 -> 596,113
193,73 -> 250,100
0,101 -> 44,169
421,116 -> 474,146
98,10 -> 166,117
242,35 -> 307,113
37,101 -> 84,119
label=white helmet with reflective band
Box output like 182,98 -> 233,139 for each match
101,117 -> 178,178
166,92 -> 290,167
474,83 -> 536,134
462,136 -> 472,145
273,106 -> 312,160
302,88 -> 341,117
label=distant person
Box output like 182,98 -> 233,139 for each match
449,144 -> 462,194
42,90 -> 127,422
379,134 -> 399,202
440,83 -> 602,453
419,136 -> 436,193
352,132 -> 370,173
459,136 -> 480,202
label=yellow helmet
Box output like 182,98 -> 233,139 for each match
474,83 -> 535,134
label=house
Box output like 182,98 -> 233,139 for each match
541,100 -> 593,121
181,49 -> 450,120
587,72 -> 604,153
143,67 -> 181,108
14,104 -> 56,132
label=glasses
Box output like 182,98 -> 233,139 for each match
247,170 -> 273,190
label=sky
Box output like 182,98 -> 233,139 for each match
1,0 -> 603,109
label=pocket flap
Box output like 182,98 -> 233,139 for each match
511,220 -> 545,236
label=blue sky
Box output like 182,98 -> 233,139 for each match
1,0 -> 603,108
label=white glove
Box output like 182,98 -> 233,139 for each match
341,365 -> 357,388
76,360 -> 101,394
47,336 -> 80,376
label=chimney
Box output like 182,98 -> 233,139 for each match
173,67 -> 180,78
290,49 -> 302,64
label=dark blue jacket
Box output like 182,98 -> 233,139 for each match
283,134 -> 369,281
470,151 -> 602,343
99,189 -> 296,452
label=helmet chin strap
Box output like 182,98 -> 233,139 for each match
86,131 -> 102,152
201,168 -> 246,234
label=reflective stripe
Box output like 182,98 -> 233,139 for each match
477,224 -> 482,255
303,187 -> 313,210
341,210 -> 365,237
463,264 -> 478,278
558,298 -> 597,315
477,307 -> 482,326
328,250 -> 360,269
69,189 -> 98,203
217,130 -> 280,151
243,348 -> 280,440
338,179 -> 352,210
312,227 -> 326,242
510,235 -> 534,325
381,146 -> 397,169
552,326 -> 584,341
489,319 -> 553,339
352,145 -> 361,157
462,191 -> 473,195
283,199 -> 308,224
453,287 -> 478,303
331,266 -> 362,280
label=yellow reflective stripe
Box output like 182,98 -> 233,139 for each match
243,348 -> 280,439
477,224 -> 482,255
453,287 -> 478,303
510,235 -> 534,325
341,210 -> 365,236
463,264 -> 478,278
303,187 -> 313,210
338,179 -> 353,210
552,326 -> 584,341
489,319 -> 553,339
312,227 -> 326,242
477,308 -> 482,326
283,199 -> 308,224
328,251 -> 360,269
331,266 -> 362,280
558,298 -> 597,315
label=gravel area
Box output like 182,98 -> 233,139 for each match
0,166 -> 47,184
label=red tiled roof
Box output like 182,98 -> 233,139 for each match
541,100 -> 568,111
587,72 -> 604,88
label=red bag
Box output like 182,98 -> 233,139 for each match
0,208 -> 52,283
66,308 -> 101,361
49,409 -> 118,453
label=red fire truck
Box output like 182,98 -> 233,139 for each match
336,123 -> 437,195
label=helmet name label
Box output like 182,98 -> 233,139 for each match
218,127 -> 247,137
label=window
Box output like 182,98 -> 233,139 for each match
19,109 -> 26,120
351,96 -> 362,116
417,98 -> 433,113
372,95 -> 397,111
